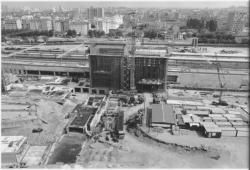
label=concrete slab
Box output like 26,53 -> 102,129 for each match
22,146 -> 47,166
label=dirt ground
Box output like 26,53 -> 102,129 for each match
1,79 -> 90,146
2,80 -> 248,168
74,128 -> 248,168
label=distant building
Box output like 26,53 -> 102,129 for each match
87,7 -> 104,20
29,18 -> 52,31
227,11 -> 248,34
92,15 -> 123,34
69,21 -> 90,36
40,18 -> 52,31
21,15 -> 33,20
235,27 -> 249,43
3,19 -> 22,30
53,20 -> 69,33
21,19 -> 31,30
29,19 -> 40,31
97,8 -> 104,18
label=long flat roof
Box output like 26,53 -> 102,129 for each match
151,103 -> 176,124
169,56 -> 248,62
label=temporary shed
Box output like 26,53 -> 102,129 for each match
211,107 -> 226,114
196,106 -> 211,112
182,115 -> 192,124
183,105 -> 197,110
215,121 -> 232,127
211,116 -> 228,122
186,110 -> 209,117
227,110 -> 242,115
189,114 -> 201,127
223,114 -> 238,118
226,117 -> 243,122
235,127 -> 249,137
209,114 -> 224,117
230,121 -> 249,128
176,114 -> 185,126
151,103 -> 177,127
220,127 -> 237,137
202,117 -> 213,122
200,122 -> 222,138
182,114 -> 200,127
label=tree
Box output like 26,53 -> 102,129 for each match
88,30 -> 105,38
91,24 -> 96,29
144,29 -> 158,39
88,30 -> 94,38
206,19 -> 217,32
67,29 -> 77,37
108,29 -> 123,38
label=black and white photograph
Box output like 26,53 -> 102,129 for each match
1,0 -> 249,168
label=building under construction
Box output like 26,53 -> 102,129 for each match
88,41 -> 170,93
2,40 -> 248,93
89,42 -> 127,94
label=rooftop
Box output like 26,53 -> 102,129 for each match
151,103 -> 176,125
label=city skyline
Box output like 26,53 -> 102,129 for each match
2,0 -> 249,9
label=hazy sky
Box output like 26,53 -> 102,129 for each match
2,1 -> 248,9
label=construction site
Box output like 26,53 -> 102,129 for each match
1,18 -> 249,169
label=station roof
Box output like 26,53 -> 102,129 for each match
90,41 -> 126,46
151,103 -> 176,125
168,56 -> 248,62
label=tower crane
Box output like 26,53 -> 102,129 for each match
213,53 -> 228,106
201,53 -> 228,106
126,11 -> 146,91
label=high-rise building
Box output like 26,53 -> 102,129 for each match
87,7 -> 104,19
97,8 -> 104,18
3,19 -> 22,30
53,20 -> 69,33
69,21 -> 90,36
227,11 -> 247,34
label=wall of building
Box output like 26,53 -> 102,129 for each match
89,55 -> 122,90
134,57 -> 167,91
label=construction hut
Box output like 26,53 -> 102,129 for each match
147,103 -> 177,128
200,122 -> 222,138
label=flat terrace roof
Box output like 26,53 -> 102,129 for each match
171,52 -> 248,57
151,103 -> 177,125
168,56 -> 248,62
90,41 -> 126,46
89,54 -> 124,57
167,67 -> 248,75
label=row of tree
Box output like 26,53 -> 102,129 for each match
87,30 -> 105,38
108,29 -> 123,37
66,29 -> 77,37
186,18 -> 217,32
2,29 -> 54,37
197,32 -> 236,44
